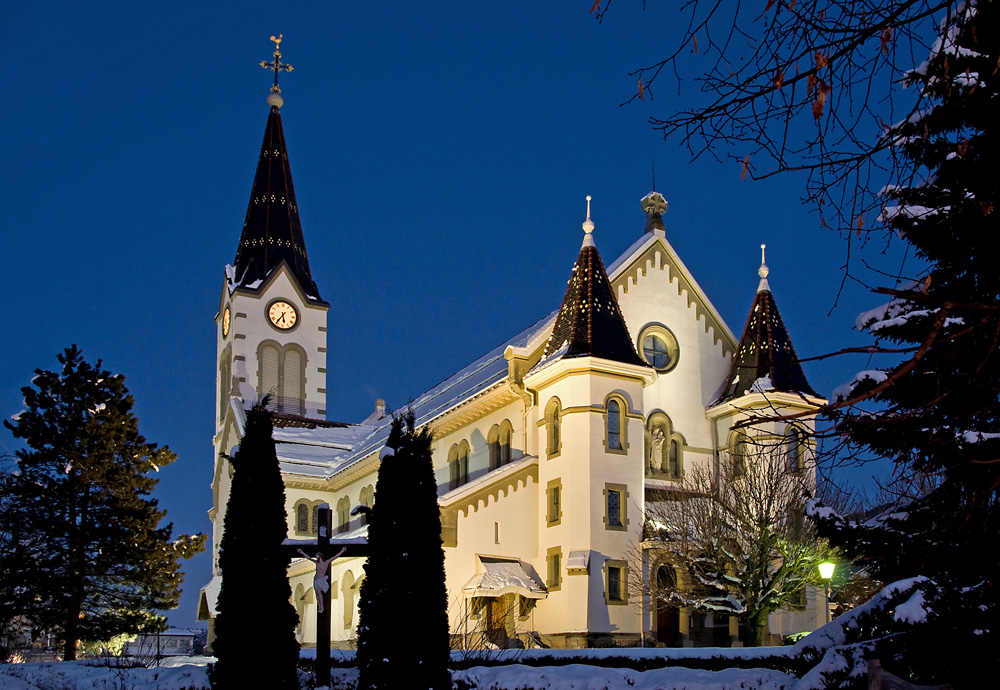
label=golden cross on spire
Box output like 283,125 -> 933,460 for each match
260,34 -> 293,93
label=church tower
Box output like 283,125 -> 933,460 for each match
525,198 -> 655,645
706,246 -> 825,489
208,39 -> 329,611
215,38 -> 328,429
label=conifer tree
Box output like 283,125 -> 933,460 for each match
211,400 -> 299,690
357,411 -> 450,690
2,345 -> 205,660
811,2 -> 999,684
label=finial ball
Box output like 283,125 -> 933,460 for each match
266,91 -> 284,108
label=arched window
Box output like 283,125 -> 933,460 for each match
257,342 -> 307,416
260,344 -> 280,407
604,394 -> 629,454
283,348 -> 303,416
458,441 -> 469,486
731,432 -> 749,478
607,400 -> 622,451
336,496 -> 351,534
487,425 -> 500,470
545,399 -> 562,459
359,485 -> 374,525
498,420 -> 513,467
787,426 -> 806,473
219,349 -> 232,422
295,502 -> 309,534
342,571 -> 356,630
311,503 -> 320,536
448,442 -> 469,490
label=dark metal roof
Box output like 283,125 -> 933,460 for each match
232,106 -> 322,300
543,242 -> 647,368
714,286 -> 819,404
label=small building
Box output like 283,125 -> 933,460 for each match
123,628 -> 197,659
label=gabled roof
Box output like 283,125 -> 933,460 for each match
232,106 -> 321,300
714,262 -> 818,404
543,207 -> 647,368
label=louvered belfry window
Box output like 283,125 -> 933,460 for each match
260,346 -> 280,409
284,348 -> 303,415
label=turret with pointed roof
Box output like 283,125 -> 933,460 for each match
232,99 -> 322,300
714,246 -> 818,404
543,197 -> 647,368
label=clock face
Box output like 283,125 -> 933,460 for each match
268,300 -> 298,330
222,307 -> 231,337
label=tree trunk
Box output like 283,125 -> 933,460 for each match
744,611 -> 769,647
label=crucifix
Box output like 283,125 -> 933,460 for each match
281,504 -> 366,688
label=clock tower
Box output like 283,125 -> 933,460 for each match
208,38 -> 329,591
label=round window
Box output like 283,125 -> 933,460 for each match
638,325 -> 679,373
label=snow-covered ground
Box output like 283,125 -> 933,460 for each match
0,657 -> 797,690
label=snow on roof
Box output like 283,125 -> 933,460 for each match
567,550 -> 589,571
271,314 -> 553,481
198,574 -> 221,617
463,557 -> 546,599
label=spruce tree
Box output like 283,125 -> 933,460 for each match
357,411 -> 450,690
210,400 -> 299,690
2,345 -> 205,660
814,1 -> 998,684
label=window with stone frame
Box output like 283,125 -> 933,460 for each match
546,547 -> 562,591
606,398 -> 624,451
604,559 -> 629,605
545,399 -> 562,458
604,483 -> 628,531
546,478 -> 562,526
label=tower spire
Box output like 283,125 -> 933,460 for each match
713,251 -> 817,404
543,197 -> 646,367
231,38 -> 322,301
757,243 -> 770,293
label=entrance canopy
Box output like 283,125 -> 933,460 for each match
463,557 -> 546,600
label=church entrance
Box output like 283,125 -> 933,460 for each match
654,565 -> 680,646
485,598 -> 508,648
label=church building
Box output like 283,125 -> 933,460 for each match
199,69 -> 829,649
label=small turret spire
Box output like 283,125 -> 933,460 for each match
582,195 -> 595,247
261,34 -> 294,108
757,243 -> 770,293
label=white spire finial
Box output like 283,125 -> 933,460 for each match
582,195 -> 595,247
757,243 -> 771,292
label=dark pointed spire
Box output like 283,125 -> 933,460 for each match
543,197 -> 647,367
232,103 -> 321,299
714,246 -> 818,404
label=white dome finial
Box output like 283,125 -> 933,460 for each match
582,195 -> 595,247
757,243 -> 771,292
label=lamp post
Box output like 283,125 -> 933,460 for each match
818,561 -> 835,625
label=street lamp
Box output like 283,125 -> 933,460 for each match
818,561 -> 835,625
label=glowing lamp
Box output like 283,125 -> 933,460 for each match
818,561 -> 835,580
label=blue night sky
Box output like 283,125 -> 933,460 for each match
1,2 -> 905,628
